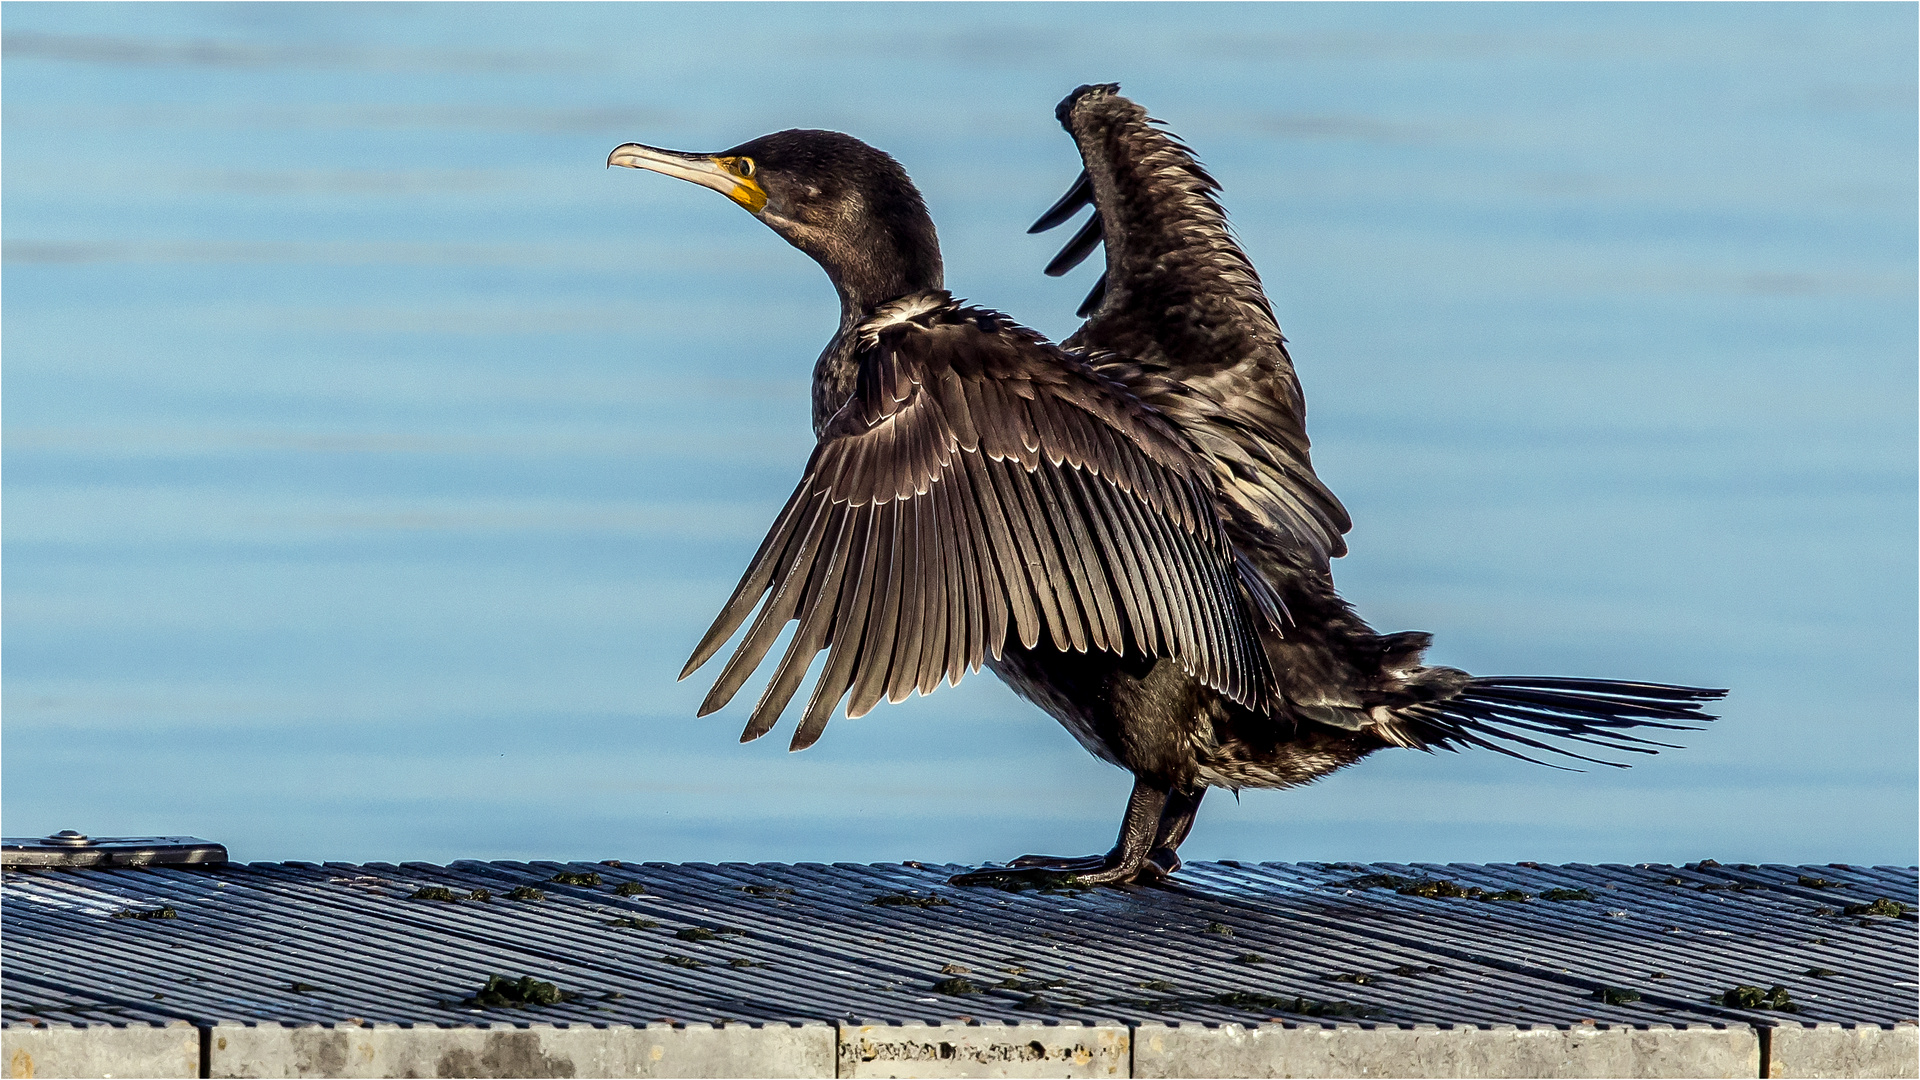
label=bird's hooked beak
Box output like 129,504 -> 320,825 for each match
608,143 -> 768,213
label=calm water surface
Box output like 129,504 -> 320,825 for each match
4,3 -> 1915,865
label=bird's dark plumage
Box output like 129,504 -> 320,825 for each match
682,296 -> 1285,750
611,83 -> 1724,886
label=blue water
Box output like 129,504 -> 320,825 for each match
4,3 -> 1915,867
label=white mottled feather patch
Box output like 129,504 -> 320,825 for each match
858,292 -> 948,345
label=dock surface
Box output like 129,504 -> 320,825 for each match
5,859 -> 1915,1077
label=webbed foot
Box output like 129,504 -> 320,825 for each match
1009,853 -> 1110,871
947,865 -> 1094,890
947,779 -> 1201,889
948,846 -> 1181,888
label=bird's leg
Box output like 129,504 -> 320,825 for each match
950,778 -> 1169,887
1139,786 -> 1206,881
1071,777 -> 1170,883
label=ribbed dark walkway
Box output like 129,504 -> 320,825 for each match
4,859 -> 1913,1031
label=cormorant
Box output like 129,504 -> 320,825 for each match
609,84 -> 1724,886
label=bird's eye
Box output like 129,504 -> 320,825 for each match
735,157 -> 756,178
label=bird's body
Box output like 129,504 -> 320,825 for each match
611,84 -> 1723,884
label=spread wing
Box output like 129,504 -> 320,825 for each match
681,293 -> 1281,751
1033,83 -> 1352,572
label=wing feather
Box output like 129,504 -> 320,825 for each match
1028,168 -> 1092,233
698,492 -> 833,717
1117,486 -> 1195,662
1074,466 -> 1154,654
681,477 -> 819,679
684,292 -> 1271,745
741,503 -> 856,740
985,453 -> 1065,650
1088,466 -> 1166,655
795,505 -> 882,747
959,445 -> 1034,654
1076,274 -> 1107,319
846,498 -> 904,718
1045,83 -> 1353,573
1037,463 -> 1115,653
886,494 -> 928,704
1006,452 -> 1087,652
917,478 -> 950,696
1171,520 -> 1229,696
1044,214 -> 1103,277
943,455 -> 993,673
935,469 -> 976,683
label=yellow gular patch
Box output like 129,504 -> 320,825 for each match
727,179 -> 768,213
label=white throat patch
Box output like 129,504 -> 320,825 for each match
858,292 -> 948,345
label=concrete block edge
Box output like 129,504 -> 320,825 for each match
837,1020 -> 1132,1079
1768,1021 -> 1920,1080
17,1018 -> 1920,1078
196,1017 -> 833,1030
1,1021 -> 201,1080
205,1019 -> 839,1079
1129,1021 -> 1765,1080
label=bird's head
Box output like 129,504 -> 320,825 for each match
609,129 -> 943,313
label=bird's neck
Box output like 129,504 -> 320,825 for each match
826,242 -> 944,319
810,240 -> 944,434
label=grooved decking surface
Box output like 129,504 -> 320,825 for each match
4,859 -> 1914,1031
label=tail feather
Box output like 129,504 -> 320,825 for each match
1400,676 -> 1724,772
1468,686 -> 1712,724
1431,699 -> 1653,769
1469,676 -> 1718,699
1399,703 -> 1607,772
1444,701 -> 1681,751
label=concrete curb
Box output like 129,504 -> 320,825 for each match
6,1020 -> 1919,1078
1,1021 -> 200,1079
1131,1022 -> 1760,1079
839,1022 -> 1128,1078
203,1020 -> 836,1078
1769,1023 -> 1919,1080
